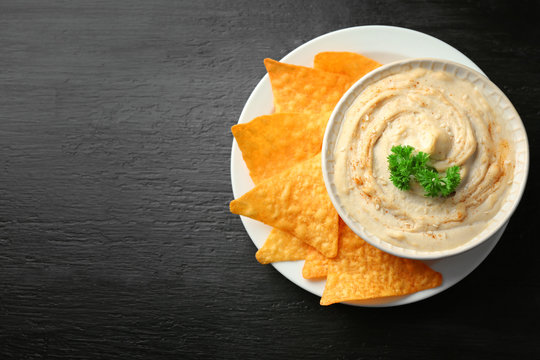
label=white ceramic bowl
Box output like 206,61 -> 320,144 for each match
322,58 -> 529,260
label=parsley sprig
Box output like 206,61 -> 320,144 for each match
387,145 -> 461,197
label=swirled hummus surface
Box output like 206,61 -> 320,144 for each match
334,67 -> 514,251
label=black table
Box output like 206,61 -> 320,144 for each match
1,1 -> 538,358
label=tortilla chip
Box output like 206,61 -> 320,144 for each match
264,58 -> 353,114
302,248 -> 329,279
320,222 -> 442,305
232,112 -> 330,184
314,52 -> 381,82
230,154 -> 339,258
256,228 -> 312,264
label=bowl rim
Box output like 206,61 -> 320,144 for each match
322,57 -> 530,260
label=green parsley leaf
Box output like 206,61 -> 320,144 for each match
388,145 -> 414,190
440,165 -> 461,196
415,167 -> 442,197
387,145 -> 461,197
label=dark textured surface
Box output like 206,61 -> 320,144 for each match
0,0 -> 539,358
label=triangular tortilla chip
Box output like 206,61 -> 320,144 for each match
314,52 -> 381,82
302,247 -> 329,279
256,228 -> 312,264
232,112 -> 330,184
320,221 -> 442,305
264,58 -> 353,114
230,154 -> 339,258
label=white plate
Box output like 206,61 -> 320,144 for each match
230,25 -> 505,307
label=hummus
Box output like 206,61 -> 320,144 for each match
334,67 -> 514,251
